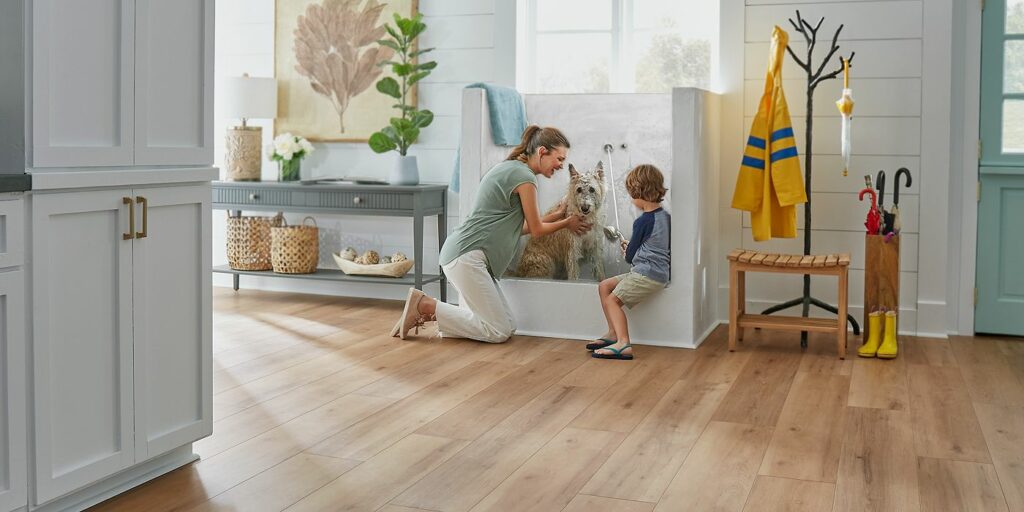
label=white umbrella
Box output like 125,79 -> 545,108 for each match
835,58 -> 854,177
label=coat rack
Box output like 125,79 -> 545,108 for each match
761,11 -> 860,346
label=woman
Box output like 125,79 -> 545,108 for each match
392,125 -> 591,342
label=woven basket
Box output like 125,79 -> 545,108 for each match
333,253 -> 415,277
226,212 -> 283,271
270,216 -> 319,274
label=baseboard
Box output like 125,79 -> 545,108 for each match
32,445 -> 197,512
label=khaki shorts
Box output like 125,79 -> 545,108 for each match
611,272 -> 665,308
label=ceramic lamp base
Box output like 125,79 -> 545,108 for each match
225,126 -> 263,181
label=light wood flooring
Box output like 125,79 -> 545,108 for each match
90,288 -> 1024,512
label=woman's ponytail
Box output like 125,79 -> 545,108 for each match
506,125 -> 569,162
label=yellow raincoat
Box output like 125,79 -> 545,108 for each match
732,26 -> 807,241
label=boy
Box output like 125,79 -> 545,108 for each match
589,164 -> 670,360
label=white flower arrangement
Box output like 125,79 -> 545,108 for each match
267,133 -> 314,162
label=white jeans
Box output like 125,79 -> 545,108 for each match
436,250 -> 516,343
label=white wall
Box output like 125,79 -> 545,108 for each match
718,0 -> 956,337
213,0 -> 504,299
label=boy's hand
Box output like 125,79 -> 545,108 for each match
620,240 -> 628,256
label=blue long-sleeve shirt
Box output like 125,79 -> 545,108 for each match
625,208 -> 671,284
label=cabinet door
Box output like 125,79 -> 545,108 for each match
31,190 -> 135,504
31,0 -> 135,168
0,271 -> 26,512
134,0 -> 214,166
132,184 -> 212,461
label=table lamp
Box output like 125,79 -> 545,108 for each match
223,74 -> 277,181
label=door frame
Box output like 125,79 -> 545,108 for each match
958,1 -> 983,335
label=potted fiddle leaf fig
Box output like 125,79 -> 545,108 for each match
368,13 -> 436,185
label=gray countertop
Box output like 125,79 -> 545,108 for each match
0,174 -> 31,192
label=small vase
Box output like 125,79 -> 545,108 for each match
278,158 -> 301,182
389,155 -> 419,185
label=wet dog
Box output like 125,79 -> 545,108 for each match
513,162 -> 606,280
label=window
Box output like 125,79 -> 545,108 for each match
518,0 -> 719,94
981,0 -> 1024,163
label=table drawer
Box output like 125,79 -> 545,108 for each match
0,197 -> 24,268
213,186 -> 295,207
309,190 -> 413,211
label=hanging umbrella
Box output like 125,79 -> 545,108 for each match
859,187 -> 881,235
835,58 -> 854,177
892,167 -> 912,234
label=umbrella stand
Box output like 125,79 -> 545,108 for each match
760,10 -> 861,346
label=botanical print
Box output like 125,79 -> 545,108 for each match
275,0 -> 417,141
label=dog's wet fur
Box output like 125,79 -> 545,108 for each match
513,162 -> 607,280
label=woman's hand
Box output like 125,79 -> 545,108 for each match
566,214 -> 592,235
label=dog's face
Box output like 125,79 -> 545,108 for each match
567,162 -> 606,217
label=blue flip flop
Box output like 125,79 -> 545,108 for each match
586,338 -> 616,351
591,343 -> 633,360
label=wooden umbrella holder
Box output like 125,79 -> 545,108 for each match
863,234 -> 899,341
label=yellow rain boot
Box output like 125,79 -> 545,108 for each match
877,310 -> 898,359
858,311 -> 882,358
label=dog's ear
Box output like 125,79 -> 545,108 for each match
594,161 -> 605,182
569,164 -> 579,180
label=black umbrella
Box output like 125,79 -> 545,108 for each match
876,170 -> 895,235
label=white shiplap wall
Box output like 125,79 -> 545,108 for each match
720,0 -> 954,336
212,0 -> 502,299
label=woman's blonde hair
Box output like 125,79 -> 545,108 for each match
625,164 -> 668,203
506,125 -> 570,162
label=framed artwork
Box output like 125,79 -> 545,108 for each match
274,0 -> 418,142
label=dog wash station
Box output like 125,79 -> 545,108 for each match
459,88 -> 721,348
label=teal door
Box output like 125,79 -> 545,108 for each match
978,0 -> 1024,335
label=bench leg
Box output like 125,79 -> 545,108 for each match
837,268 -> 849,359
729,262 -> 739,352
737,270 -> 746,342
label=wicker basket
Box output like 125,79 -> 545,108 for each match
226,212 -> 283,271
333,252 -> 415,277
270,216 -> 319,274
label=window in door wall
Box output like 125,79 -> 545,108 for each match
982,0 -> 1024,161
518,0 -> 719,94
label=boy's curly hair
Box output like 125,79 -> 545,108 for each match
625,164 -> 668,203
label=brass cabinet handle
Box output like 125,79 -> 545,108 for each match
123,197 -> 135,240
136,196 -> 148,239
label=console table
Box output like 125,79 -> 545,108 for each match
212,181 -> 447,301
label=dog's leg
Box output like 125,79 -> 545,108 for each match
566,237 -> 581,280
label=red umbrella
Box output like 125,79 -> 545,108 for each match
859,188 -> 881,235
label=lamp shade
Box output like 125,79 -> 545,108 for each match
222,75 -> 277,120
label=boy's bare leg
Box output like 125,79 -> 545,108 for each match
595,293 -> 632,356
597,277 -> 619,341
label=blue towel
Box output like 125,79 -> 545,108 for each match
451,83 -> 528,193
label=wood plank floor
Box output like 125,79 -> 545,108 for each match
89,288 -> 1024,512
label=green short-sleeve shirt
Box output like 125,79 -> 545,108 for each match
439,160 -> 538,278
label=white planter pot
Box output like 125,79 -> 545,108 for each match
390,155 -> 420,185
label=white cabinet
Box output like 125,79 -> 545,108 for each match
19,0 -> 214,169
31,0 -> 136,168
0,267 -> 27,512
134,0 -> 214,166
31,183 -> 211,504
131,185 -> 212,460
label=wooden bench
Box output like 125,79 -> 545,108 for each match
727,249 -> 851,358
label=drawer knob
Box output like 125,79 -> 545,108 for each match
354,196 -> 363,205
249,193 -> 259,200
